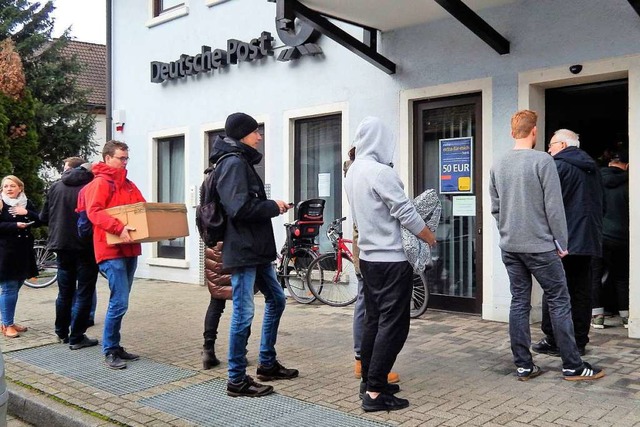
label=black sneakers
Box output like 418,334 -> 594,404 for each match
105,352 -> 127,370
116,347 -> 140,361
227,375 -> 274,397
361,392 -> 409,412
563,362 -> 605,381
359,381 -> 400,399
516,365 -> 542,381
532,338 -> 585,356
69,335 -> 99,350
531,338 -> 560,356
256,361 -> 299,381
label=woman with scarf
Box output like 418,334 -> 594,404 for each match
0,175 -> 40,338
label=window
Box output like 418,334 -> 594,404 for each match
147,0 -> 188,27
153,0 -> 184,16
206,124 -> 265,182
294,114 -> 342,251
157,135 -> 185,259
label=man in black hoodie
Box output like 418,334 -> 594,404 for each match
211,113 -> 296,398
40,157 -> 99,350
532,129 -> 603,356
592,149 -> 629,328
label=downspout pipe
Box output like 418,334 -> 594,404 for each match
106,0 -> 113,141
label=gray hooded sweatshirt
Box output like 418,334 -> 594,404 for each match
344,117 -> 426,262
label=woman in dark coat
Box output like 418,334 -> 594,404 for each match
202,241 -> 231,368
0,175 -> 40,338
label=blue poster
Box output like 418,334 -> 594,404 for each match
439,137 -> 473,194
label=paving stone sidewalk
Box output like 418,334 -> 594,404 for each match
2,277 -> 640,426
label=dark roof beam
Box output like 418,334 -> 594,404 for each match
629,0 -> 640,17
287,0 -> 396,74
434,0 -> 510,55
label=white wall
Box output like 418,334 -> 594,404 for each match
111,0 -> 640,331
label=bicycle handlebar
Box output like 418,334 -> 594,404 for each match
330,217 -> 347,226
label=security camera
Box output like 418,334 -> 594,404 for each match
569,64 -> 583,74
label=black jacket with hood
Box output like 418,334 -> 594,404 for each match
40,166 -> 94,251
601,166 -> 629,243
553,146 -> 603,256
210,135 -> 279,269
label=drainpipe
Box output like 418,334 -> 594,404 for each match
106,0 -> 113,141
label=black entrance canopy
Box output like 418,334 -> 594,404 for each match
270,0 -> 640,75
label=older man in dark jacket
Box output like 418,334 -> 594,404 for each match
212,112 -> 296,398
40,157 -> 99,350
532,129 -> 603,356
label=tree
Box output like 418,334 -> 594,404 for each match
0,0 -> 96,178
0,38 -> 43,207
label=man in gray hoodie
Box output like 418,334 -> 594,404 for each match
490,110 -> 604,382
345,117 -> 436,412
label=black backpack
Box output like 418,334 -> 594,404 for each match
195,153 -> 240,247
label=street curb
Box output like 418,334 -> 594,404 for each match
7,383 -> 116,427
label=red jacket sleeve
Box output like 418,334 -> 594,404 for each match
84,178 -> 126,236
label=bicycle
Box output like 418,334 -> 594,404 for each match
276,199 -> 325,304
410,271 -> 429,318
24,240 -> 58,288
303,217 -> 430,314
24,239 -> 108,289
305,217 -> 359,307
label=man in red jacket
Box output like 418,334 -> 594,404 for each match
81,140 -> 145,369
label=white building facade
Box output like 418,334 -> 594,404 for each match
109,0 -> 640,337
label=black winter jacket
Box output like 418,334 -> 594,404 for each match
0,199 -> 40,281
40,166 -> 95,252
601,166 -> 628,243
210,135 -> 279,269
553,146 -> 603,256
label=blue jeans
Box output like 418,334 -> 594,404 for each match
501,250 -> 583,370
90,291 -> 97,321
228,263 -> 286,383
55,250 -> 99,344
99,257 -> 137,354
0,280 -> 22,326
352,274 -> 365,358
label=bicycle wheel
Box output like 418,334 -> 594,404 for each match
306,253 -> 358,307
410,272 -> 429,318
282,248 -> 317,304
24,245 -> 58,288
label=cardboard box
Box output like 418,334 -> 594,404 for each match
105,202 -> 189,244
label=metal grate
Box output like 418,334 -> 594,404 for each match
9,344 -> 195,395
140,379 -> 391,427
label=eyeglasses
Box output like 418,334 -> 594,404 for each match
113,156 -> 130,162
549,140 -> 564,146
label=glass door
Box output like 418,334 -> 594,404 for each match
413,94 -> 482,313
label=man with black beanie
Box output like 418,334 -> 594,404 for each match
210,112 -> 297,397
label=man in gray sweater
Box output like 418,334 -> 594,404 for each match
345,117 -> 436,412
489,110 -> 604,381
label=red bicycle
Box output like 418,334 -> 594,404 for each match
305,217 -> 359,307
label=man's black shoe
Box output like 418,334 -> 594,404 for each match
361,392 -> 409,412
69,336 -> 99,350
116,347 -> 140,361
532,338 -> 585,357
105,352 -> 127,370
359,381 -> 400,399
531,338 -> 560,356
256,361 -> 298,381
227,375 -> 274,397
